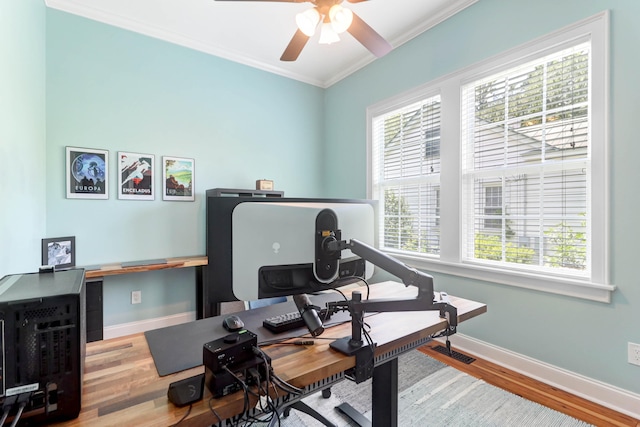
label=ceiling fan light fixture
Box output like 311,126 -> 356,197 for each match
329,4 -> 353,34
319,22 -> 340,45
296,8 -> 320,37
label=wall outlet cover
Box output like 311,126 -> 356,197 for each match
628,342 -> 640,366
131,290 -> 142,304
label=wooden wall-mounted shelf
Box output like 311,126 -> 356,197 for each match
83,255 -> 207,279
80,255 -> 209,341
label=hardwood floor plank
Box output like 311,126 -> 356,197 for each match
419,341 -> 640,427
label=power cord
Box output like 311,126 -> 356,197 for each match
206,397 -> 222,425
169,404 -> 192,427
222,366 -> 250,421
0,395 -> 17,427
247,367 -> 280,425
7,393 -> 31,427
253,346 -> 302,396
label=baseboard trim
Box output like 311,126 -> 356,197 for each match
103,311 -> 196,340
440,334 -> 640,420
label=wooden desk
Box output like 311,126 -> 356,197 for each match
53,282 -> 486,427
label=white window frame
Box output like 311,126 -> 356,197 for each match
367,11 -> 613,302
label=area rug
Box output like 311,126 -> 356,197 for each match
278,350 -> 593,427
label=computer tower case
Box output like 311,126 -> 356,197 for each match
0,269 -> 86,425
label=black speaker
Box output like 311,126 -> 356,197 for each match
167,374 -> 204,407
0,269 -> 85,424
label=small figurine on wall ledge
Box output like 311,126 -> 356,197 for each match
256,179 -> 274,191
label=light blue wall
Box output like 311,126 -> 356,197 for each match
325,0 -> 640,395
46,10 -> 325,264
42,9 -> 325,325
0,0 -> 46,275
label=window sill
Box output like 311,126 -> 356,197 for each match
389,252 -> 615,303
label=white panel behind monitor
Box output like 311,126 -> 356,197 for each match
232,202 -> 374,301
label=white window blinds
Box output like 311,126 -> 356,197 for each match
372,95 -> 442,256
461,42 -> 590,276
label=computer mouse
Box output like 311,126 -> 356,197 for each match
222,315 -> 244,332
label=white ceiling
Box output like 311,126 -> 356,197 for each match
45,0 -> 477,88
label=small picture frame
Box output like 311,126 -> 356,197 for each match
41,236 -> 76,269
162,156 -> 195,201
66,147 -> 109,199
118,151 -> 155,200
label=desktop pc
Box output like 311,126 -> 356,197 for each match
0,269 -> 85,425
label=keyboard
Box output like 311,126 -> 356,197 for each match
263,309 -> 331,334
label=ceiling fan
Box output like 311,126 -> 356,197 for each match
215,0 -> 392,61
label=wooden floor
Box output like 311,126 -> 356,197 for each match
419,341 -> 640,427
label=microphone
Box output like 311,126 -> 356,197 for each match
293,293 -> 325,337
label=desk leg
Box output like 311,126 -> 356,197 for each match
196,266 -> 222,318
195,266 -> 204,320
372,357 -> 398,427
335,357 -> 398,427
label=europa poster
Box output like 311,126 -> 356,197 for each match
118,152 -> 155,200
66,147 -> 109,199
162,156 -> 195,201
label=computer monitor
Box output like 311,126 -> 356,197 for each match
205,195 -> 376,308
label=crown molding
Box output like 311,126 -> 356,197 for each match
45,0 -> 477,88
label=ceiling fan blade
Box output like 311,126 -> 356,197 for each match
347,11 -> 392,58
346,0 -> 369,3
280,29 -> 310,61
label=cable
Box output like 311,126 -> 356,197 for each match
8,393 -> 30,427
0,395 -> 17,427
169,404 -> 192,427
207,397 -> 223,425
257,346 -> 283,415
247,373 -> 279,426
223,366 -> 250,422
340,309 -> 375,385
330,287 -> 348,302
258,334 -> 312,347
254,345 -> 302,397
270,374 -> 303,396
357,277 -> 371,300
247,359 -> 284,426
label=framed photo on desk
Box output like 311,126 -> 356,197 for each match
41,236 -> 76,269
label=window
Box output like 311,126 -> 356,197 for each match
462,43 -> 590,274
368,13 -> 612,302
371,95 -> 441,255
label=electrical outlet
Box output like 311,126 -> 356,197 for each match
131,290 -> 142,305
628,342 -> 640,366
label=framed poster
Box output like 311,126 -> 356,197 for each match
66,147 -> 109,199
117,152 -> 155,200
41,236 -> 76,269
162,156 -> 194,201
